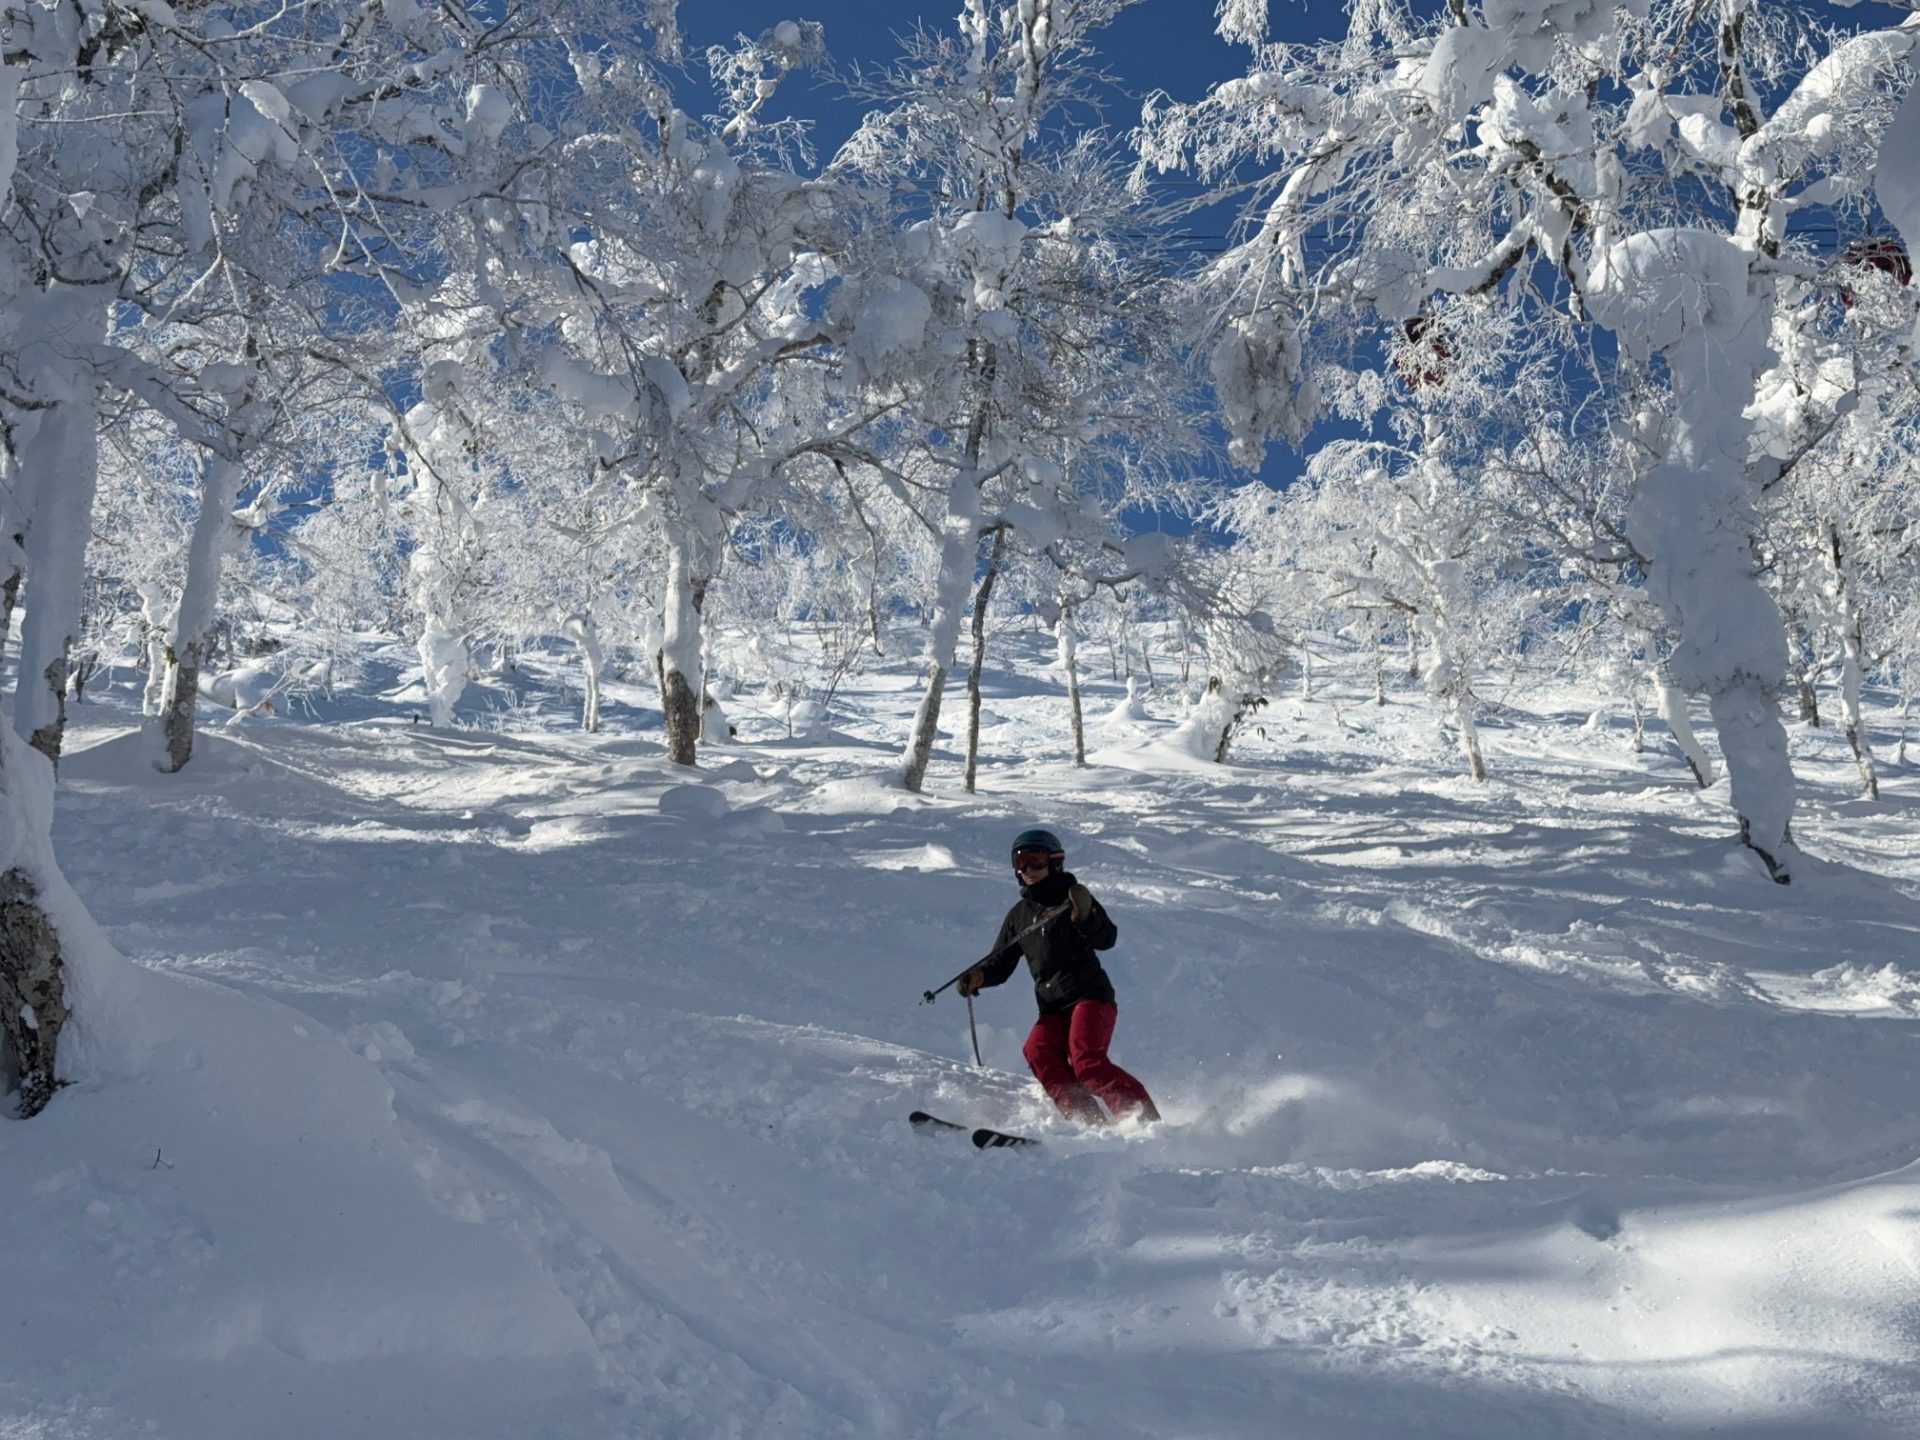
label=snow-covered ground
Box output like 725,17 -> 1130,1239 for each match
9,636 -> 1920,1438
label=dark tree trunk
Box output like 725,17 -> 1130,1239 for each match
27,650 -> 69,770
157,641 -> 206,774
0,868 -> 66,1119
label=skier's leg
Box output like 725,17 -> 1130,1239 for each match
1065,1002 -> 1160,1122
1023,1013 -> 1103,1123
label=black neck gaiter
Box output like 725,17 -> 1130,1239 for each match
1020,869 -> 1073,906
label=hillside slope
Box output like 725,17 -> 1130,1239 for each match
8,642 -> 1920,1438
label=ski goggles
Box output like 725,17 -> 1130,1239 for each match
1011,849 -> 1056,875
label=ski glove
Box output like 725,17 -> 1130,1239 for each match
1067,884 -> 1094,923
957,967 -> 986,998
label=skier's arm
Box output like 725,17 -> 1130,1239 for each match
977,910 -> 1025,987
1074,891 -> 1117,951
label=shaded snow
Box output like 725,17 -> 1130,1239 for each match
10,637 -> 1920,1437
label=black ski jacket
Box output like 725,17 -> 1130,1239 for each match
978,870 -> 1118,1015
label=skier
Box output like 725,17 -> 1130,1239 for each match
958,828 -> 1160,1125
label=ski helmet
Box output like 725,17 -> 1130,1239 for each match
1010,827 -> 1066,867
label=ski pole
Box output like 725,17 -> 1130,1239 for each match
966,995 -> 983,1066
920,902 -> 1072,1005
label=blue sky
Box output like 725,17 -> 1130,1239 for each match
687,1 -> 1304,140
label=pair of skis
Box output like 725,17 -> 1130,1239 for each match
910,1110 -> 1039,1150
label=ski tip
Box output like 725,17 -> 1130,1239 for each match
972,1128 -> 1040,1150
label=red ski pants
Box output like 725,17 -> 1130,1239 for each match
1023,1001 -> 1159,1124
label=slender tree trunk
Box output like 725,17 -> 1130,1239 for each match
564,614 -> 604,733
901,515 -> 985,793
1630,688 -> 1647,753
1454,691 -> 1487,782
1417,532 -> 1484,782
143,626 -> 168,717
1209,678 -> 1234,762
1656,675 -> 1714,788
1057,596 -> 1086,766
1811,523 -> 1878,799
1785,608 -> 1821,725
1840,658 -> 1879,801
695,570 -> 721,745
962,529 -> 1006,793
1208,677 -> 1268,764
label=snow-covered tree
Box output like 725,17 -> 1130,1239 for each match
514,25 -> 851,764
834,0 -> 1195,791
0,0 -> 661,1114
1140,0 -> 1920,880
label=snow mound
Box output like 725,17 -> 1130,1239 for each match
61,727 -> 266,784
658,783 -> 731,819
1105,678 -> 1152,723
3,964 -> 599,1436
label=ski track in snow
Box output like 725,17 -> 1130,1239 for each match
10,640 -> 1920,1437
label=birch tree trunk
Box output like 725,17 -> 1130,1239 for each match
962,528 -> 1006,793
696,570 -> 720,745
1453,690 -> 1487,783
1058,597 -> 1086,766
563,614 -> 605,733
658,538 -> 705,766
1784,607 -> 1821,725
901,499 -> 985,793
1415,535 -> 1485,782
1820,524 -> 1879,800
138,582 -> 169,717
151,454 -> 249,773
